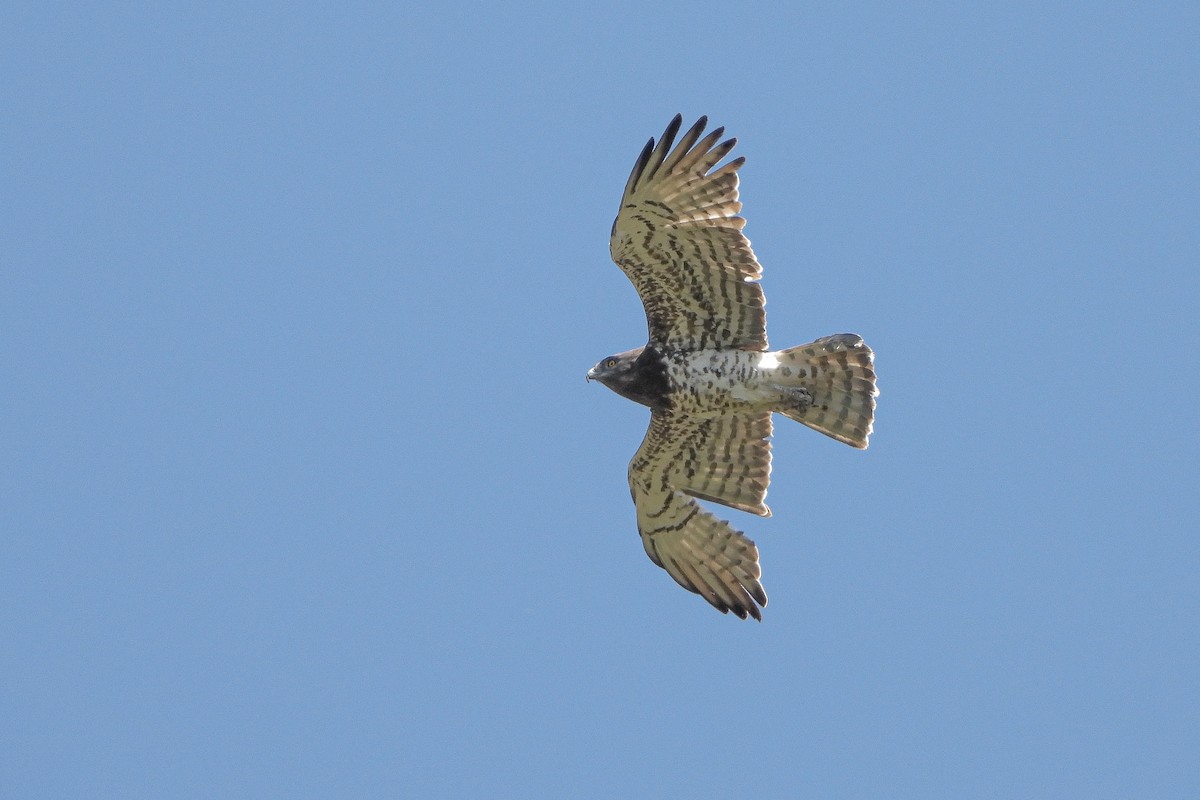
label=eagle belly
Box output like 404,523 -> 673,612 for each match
664,350 -> 781,415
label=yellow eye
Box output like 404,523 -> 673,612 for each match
605,358 -> 618,368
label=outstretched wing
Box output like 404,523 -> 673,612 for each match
610,115 -> 767,352
627,410 -> 774,620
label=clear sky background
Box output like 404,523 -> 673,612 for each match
3,3 -> 1197,797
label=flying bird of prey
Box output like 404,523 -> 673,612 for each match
587,115 -> 878,621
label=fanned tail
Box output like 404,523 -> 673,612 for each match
774,334 -> 877,448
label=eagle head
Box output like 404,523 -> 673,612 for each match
586,346 -> 670,409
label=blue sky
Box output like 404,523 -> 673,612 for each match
3,2 -> 1197,797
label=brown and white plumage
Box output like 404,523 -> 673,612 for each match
628,412 -> 771,620
588,115 -> 878,621
610,113 -> 766,352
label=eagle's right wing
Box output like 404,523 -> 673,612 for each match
627,411 -> 772,620
609,115 -> 768,353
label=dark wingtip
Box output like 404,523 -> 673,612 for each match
659,114 -> 683,152
730,601 -> 762,622
626,136 -> 655,194
723,594 -> 766,622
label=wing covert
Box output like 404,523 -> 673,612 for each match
669,412 -> 773,516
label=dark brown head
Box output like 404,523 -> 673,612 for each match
586,346 -> 670,410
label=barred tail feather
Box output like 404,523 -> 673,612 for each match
774,334 -> 877,448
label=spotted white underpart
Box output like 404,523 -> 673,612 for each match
666,349 -> 784,410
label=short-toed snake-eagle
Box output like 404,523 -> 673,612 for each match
588,115 -> 878,620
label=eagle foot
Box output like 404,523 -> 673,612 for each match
782,387 -> 813,414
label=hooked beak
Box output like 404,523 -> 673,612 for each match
585,368 -> 596,382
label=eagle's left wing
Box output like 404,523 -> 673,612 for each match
610,115 -> 767,352
627,410 -> 773,620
